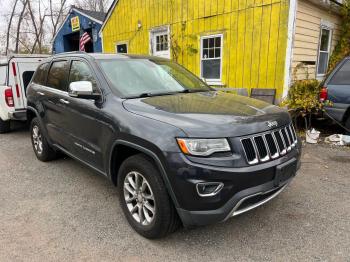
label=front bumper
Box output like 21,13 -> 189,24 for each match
177,177 -> 293,227
165,143 -> 301,227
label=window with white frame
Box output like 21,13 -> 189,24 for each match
317,27 -> 332,76
116,43 -> 128,54
150,27 -> 170,59
201,34 -> 223,84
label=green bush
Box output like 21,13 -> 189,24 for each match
282,79 -> 322,117
328,0 -> 350,73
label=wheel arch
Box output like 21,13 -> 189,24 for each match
26,106 -> 50,141
109,140 -> 180,208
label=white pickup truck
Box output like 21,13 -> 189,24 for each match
0,55 -> 48,133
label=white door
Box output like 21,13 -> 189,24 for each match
151,28 -> 170,59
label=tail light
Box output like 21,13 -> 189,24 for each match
319,87 -> 328,102
5,88 -> 14,107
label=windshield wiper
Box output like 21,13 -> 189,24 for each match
126,89 -> 210,99
177,88 -> 210,93
126,91 -> 178,99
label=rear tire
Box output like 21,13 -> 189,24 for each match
118,154 -> 180,239
345,117 -> 350,135
0,118 -> 11,134
30,117 -> 58,162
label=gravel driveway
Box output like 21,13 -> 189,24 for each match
0,128 -> 349,261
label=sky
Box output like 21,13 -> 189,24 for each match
0,0 -> 113,54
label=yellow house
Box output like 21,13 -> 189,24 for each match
100,0 -> 344,100
100,0 -> 292,100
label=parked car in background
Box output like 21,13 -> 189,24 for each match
0,55 -> 48,133
26,53 -> 302,239
320,57 -> 350,134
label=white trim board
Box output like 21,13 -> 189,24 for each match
283,0 -> 298,99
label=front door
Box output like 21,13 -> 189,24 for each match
64,59 -> 112,171
150,27 -> 170,59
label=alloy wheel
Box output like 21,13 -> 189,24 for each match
123,171 -> 156,226
32,125 -> 43,155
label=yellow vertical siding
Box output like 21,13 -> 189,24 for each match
102,0 -> 290,98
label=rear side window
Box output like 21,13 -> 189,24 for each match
329,60 -> 350,85
47,60 -> 69,91
0,65 -> 7,85
22,71 -> 35,91
32,63 -> 49,85
69,60 -> 98,92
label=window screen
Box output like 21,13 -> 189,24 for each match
155,34 -> 169,51
116,44 -> 128,54
47,60 -> 69,91
317,28 -> 331,75
22,71 -> 35,91
329,60 -> 350,85
69,60 -> 98,92
201,35 -> 222,81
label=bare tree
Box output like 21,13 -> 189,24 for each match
27,0 -> 47,53
6,0 -> 19,55
76,0 -> 112,13
15,0 -> 28,53
49,0 -> 68,39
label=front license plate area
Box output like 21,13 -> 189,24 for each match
274,158 -> 297,187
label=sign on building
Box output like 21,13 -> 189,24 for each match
71,16 -> 80,32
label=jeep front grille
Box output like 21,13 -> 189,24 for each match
241,124 -> 297,165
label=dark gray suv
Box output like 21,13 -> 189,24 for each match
26,53 -> 302,238
320,57 -> 350,133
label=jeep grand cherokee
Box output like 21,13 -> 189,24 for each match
26,53 -> 301,239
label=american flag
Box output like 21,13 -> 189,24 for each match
79,32 -> 91,51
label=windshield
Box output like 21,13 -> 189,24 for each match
98,59 -> 211,98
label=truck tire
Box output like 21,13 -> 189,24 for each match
118,154 -> 180,239
30,117 -> 58,162
0,118 -> 11,134
345,117 -> 350,135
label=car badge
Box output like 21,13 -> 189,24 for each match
266,121 -> 278,128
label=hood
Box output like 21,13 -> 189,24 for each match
123,91 -> 291,137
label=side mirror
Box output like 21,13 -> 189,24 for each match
68,81 -> 100,100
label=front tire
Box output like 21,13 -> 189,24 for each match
30,117 -> 57,162
118,154 -> 180,239
0,118 -> 11,134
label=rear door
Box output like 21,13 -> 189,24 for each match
41,59 -> 71,148
326,59 -> 350,121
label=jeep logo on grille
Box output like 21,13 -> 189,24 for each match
266,121 -> 278,128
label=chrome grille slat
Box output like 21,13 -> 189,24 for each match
241,124 -> 298,165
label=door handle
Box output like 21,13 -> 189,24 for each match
59,98 -> 70,105
37,92 -> 45,96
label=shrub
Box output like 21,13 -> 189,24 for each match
281,79 -> 323,129
328,0 -> 350,73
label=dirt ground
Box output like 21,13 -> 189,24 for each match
0,128 -> 349,262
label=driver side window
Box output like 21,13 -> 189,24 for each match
69,60 -> 99,92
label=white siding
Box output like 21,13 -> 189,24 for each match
291,0 -> 341,81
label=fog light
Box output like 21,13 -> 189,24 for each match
196,182 -> 224,197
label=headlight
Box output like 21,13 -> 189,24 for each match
176,138 -> 231,156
